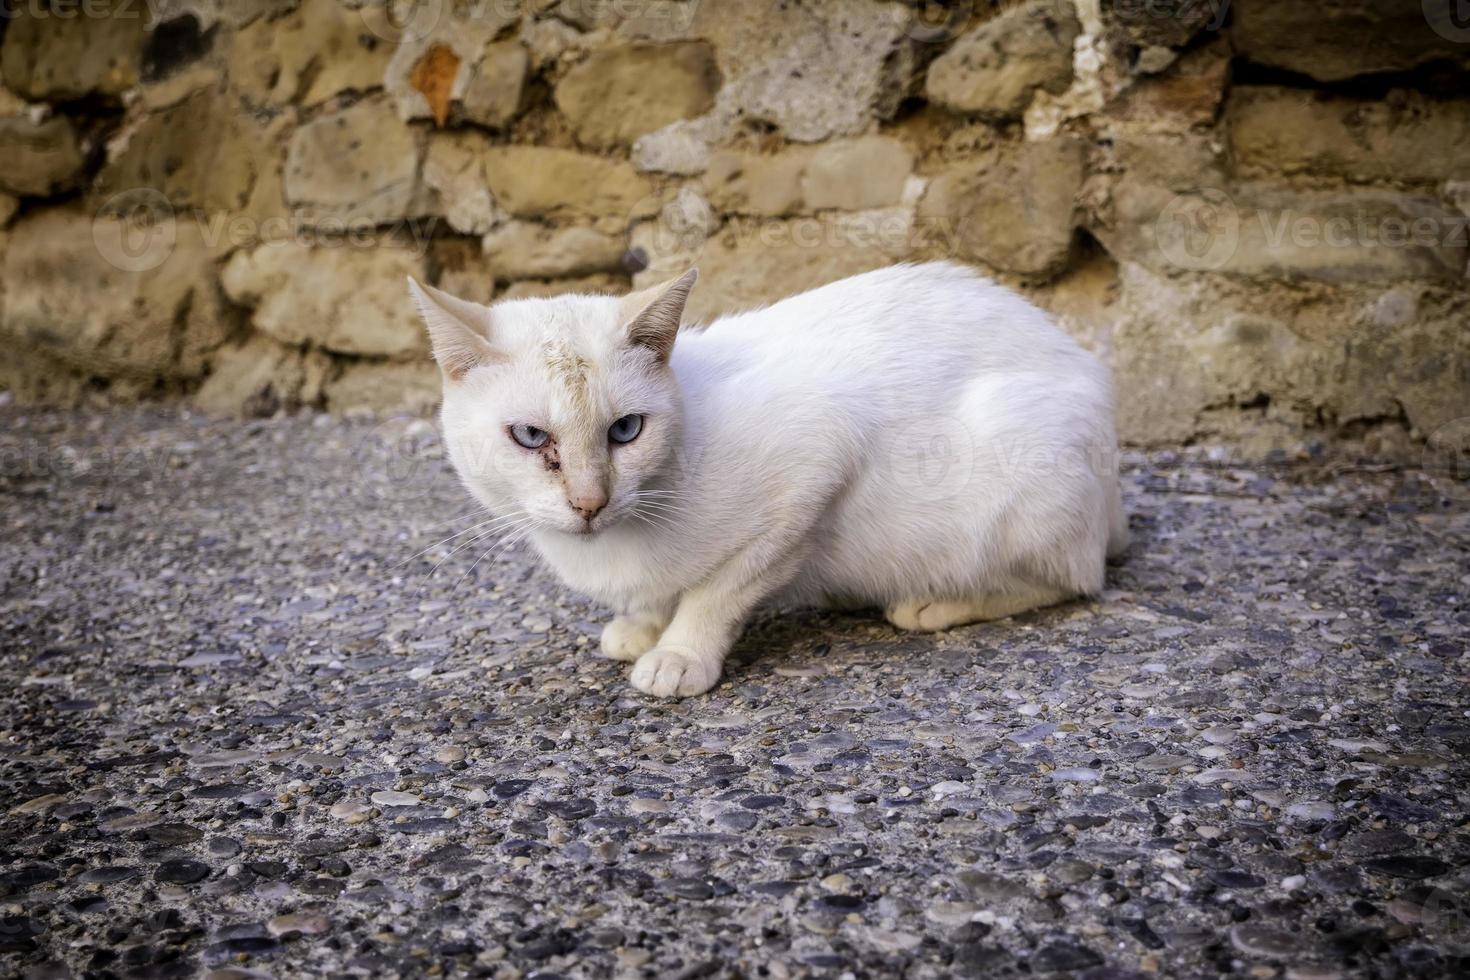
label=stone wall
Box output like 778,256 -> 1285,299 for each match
0,0 -> 1467,455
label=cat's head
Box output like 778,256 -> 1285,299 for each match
407,271 -> 697,536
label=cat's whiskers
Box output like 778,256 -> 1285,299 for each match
629,504 -> 679,532
633,498 -> 684,520
414,514 -> 532,592
634,496 -> 683,509
396,511 -> 528,569
450,516 -> 539,592
421,506 -> 489,530
483,522 -> 538,570
629,511 -> 673,533
632,489 -> 686,510
634,511 -> 680,530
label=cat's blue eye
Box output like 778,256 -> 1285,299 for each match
509,424 -> 549,449
608,414 -> 643,444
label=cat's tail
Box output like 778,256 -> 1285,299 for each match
1105,476 -> 1130,559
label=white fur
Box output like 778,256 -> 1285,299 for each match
411,262 -> 1127,698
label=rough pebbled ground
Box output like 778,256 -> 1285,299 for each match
1,408 -> 1468,980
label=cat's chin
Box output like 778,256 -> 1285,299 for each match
556,512 -> 627,538
550,519 -> 605,538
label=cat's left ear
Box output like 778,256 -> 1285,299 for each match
619,269 -> 698,363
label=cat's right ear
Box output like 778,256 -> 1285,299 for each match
406,277 -> 502,382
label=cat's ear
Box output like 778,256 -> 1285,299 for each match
619,269 -> 698,363
406,277 -> 501,381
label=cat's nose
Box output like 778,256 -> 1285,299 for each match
568,491 -> 608,523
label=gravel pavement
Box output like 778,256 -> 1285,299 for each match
2,409 -> 1468,979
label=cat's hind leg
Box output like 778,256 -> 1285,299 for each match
885,585 -> 1072,633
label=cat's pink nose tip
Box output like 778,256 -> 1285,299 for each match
568,494 -> 608,522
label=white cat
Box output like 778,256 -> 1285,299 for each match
408,262 -> 1126,698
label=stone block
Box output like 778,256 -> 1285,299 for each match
1230,87 -> 1470,185
480,222 -> 628,281
95,90 -> 274,215
324,360 -> 441,414
926,0 -> 1080,119
480,146 -> 655,221
555,42 -> 720,148
221,239 -> 429,358
194,334 -> 333,416
1,3 -> 149,99
919,137 -> 1085,276
0,115 -> 86,197
1232,0 -> 1470,82
1,206 -> 229,380
285,95 -> 429,228
802,136 -> 914,212
229,1 -> 396,106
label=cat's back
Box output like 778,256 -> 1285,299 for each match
680,261 -> 1098,395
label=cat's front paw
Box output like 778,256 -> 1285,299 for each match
630,647 -> 720,698
600,616 -> 662,662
